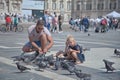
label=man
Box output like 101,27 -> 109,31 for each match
22,20 -> 53,54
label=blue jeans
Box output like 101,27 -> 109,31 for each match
24,41 -> 41,49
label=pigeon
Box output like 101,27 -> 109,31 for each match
23,51 -> 39,63
53,57 -> 61,70
114,49 -> 120,56
88,33 -> 90,36
33,53 -> 46,64
35,61 -> 47,72
44,54 -> 54,61
61,61 -> 76,74
74,70 -> 91,80
103,59 -> 116,72
15,62 -> 31,72
12,51 -> 39,63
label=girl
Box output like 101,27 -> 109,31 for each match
67,35 -> 85,64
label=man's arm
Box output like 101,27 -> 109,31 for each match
45,35 -> 54,50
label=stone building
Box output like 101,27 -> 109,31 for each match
44,0 -> 72,22
0,0 -> 22,14
71,0 -> 120,19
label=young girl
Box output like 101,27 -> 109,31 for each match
53,35 -> 85,64
67,35 -> 85,64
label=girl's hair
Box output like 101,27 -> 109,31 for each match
66,35 -> 76,43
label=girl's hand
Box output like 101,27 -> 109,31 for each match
69,48 -> 73,52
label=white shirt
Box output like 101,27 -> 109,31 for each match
28,25 -> 51,41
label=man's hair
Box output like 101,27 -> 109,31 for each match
36,20 -> 44,27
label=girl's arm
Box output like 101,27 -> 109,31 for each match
69,48 -> 80,53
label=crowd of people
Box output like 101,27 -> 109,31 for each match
0,11 -> 63,33
0,13 -> 21,32
69,16 -> 120,33
42,11 -> 63,33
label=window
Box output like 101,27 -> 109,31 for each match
76,1 -> 80,10
77,5 -> 80,10
109,0 -> 116,10
45,1 -> 48,9
97,3 -> 104,10
119,0 -> 120,9
52,1 -> 56,10
67,1 -> 71,11
0,3 -> 4,9
60,0 -> 64,10
86,3 -> 92,10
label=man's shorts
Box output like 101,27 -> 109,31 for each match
24,41 -> 41,49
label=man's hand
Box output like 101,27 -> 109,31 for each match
43,48 -> 48,53
38,48 -> 43,54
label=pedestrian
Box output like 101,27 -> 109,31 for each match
5,14 -> 11,31
22,20 -> 53,54
13,15 -> 18,32
42,11 -> 51,31
51,15 -> 58,33
58,14 -> 63,32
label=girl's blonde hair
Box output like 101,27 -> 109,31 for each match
66,35 -> 76,43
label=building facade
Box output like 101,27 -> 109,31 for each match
0,0 -> 22,14
71,0 -> 120,19
44,0 -> 72,22
0,0 -> 72,22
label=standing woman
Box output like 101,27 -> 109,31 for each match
13,15 -> 18,32
52,15 -> 58,33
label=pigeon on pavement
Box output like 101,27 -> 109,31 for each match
15,62 -> 31,72
114,49 -> 120,56
61,61 -> 77,74
74,69 -> 91,80
103,59 -> 116,72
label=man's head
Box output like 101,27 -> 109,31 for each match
36,20 -> 44,33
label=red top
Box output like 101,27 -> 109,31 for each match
5,16 -> 11,23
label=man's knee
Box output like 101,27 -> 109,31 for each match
40,33 -> 47,39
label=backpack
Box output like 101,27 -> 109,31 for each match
101,19 -> 107,25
